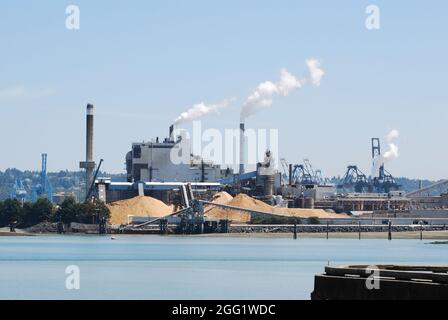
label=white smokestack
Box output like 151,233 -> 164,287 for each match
240,59 -> 325,120
372,130 -> 400,176
174,98 -> 233,125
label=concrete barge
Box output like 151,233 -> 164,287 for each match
312,265 -> 448,300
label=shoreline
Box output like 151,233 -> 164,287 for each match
202,231 -> 448,240
0,232 -> 35,237
2,230 -> 448,240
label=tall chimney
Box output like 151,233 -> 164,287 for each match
169,125 -> 174,141
80,104 -> 96,198
239,122 -> 245,174
86,104 -> 94,163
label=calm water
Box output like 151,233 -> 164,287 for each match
0,235 -> 447,300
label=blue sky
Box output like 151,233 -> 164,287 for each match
0,0 -> 447,180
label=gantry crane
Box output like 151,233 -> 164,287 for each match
10,179 -> 27,205
338,165 -> 372,193
31,153 -> 53,203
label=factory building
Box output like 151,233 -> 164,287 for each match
409,192 -> 448,210
76,103 -> 447,220
96,125 -> 233,204
125,126 -> 232,183
98,131 -> 282,203
335,192 -> 410,213
96,179 -> 222,204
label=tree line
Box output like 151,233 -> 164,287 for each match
0,197 -> 110,228
0,169 -> 127,201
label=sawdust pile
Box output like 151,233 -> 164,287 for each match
231,194 -> 274,212
204,191 -> 234,214
107,193 -> 346,225
205,193 -> 346,222
272,208 -> 345,219
206,194 -> 252,223
211,191 -> 234,205
205,194 -> 270,223
107,196 -> 173,225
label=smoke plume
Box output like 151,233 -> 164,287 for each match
240,59 -> 325,120
306,59 -> 325,86
174,98 -> 234,125
372,130 -> 400,176
240,69 -> 302,120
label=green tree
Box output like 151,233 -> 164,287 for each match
251,216 -> 302,225
0,201 -> 4,226
307,217 -> 320,225
56,197 -> 110,224
95,200 -> 111,222
23,198 -> 54,227
56,196 -> 80,224
0,199 -> 24,226
78,200 -> 111,224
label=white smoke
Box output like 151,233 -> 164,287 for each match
174,98 -> 234,125
383,130 -> 400,160
306,59 -> 325,86
241,69 -> 303,120
240,59 -> 325,120
372,130 -> 400,177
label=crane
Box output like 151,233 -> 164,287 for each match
371,138 -> 400,193
280,158 -> 290,185
338,166 -> 372,193
31,153 -> 53,203
314,170 -> 324,185
372,166 -> 400,193
85,159 -> 104,202
303,159 -> 316,181
11,179 -> 27,205
292,164 -> 315,186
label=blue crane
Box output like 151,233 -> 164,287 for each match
10,179 -> 27,204
31,153 -> 53,203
